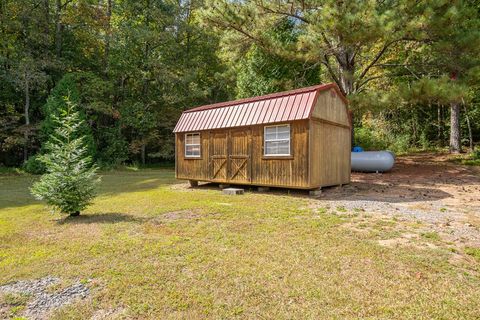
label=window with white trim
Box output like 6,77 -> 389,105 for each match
264,124 -> 291,156
185,133 -> 201,157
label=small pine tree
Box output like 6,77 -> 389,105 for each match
31,97 -> 99,216
41,73 -> 95,157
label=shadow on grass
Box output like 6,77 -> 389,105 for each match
57,212 -> 146,225
0,168 -> 177,210
3,154 -> 478,211
190,181 -> 453,203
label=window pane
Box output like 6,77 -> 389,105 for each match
276,125 -> 289,133
277,131 -> 290,140
277,142 -> 290,154
265,125 -> 290,141
265,141 -> 278,155
185,144 -> 200,157
265,126 -> 276,133
265,127 -> 276,136
265,132 -> 277,140
191,134 -> 200,144
265,140 -> 289,155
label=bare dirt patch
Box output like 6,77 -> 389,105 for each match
161,209 -> 200,220
149,209 -> 201,225
311,153 -> 480,247
169,182 -> 193,191
90,307 -> 126,320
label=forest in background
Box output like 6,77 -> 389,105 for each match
1,0 -> 479,171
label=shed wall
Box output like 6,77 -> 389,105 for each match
176,131 -> 211,181
311,89 -> 350,126
309,89 -> 351,187
175,120 -> 310,188
309,120 -> 351,187
250,121 -> 309,188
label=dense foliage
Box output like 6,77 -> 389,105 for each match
30,97 -> 99,215
1,0 -> 479,168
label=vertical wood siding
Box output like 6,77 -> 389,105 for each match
309,89 -> 351,187
175,89 -> 351,189
175,120 -> 310,188
176,131 -> 210,181
250,121 -> 309,188
311,89 -> 350,126
309,120 -> 351,187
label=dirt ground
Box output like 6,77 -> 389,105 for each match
176,153 -> 480,248
315,153 -> 480,247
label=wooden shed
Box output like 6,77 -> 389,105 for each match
173,83 -> 351,190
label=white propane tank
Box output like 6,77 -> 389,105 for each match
351,151 -> 395,172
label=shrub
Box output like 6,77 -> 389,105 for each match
472,149 -> 480,160
23,155 -> 46,174
354,126 -> 389,151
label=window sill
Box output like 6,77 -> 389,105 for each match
184,156 -> 202,160
262,155 -> 294,160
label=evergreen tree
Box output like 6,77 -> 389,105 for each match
1,0 -> 479,165
41,73 -> 95,156
235,19 -> 321,98
201,0 -> 427,144
31,97 -> 99,216
424,0 -> 480,153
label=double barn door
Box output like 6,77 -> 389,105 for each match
210,129 -> 251,184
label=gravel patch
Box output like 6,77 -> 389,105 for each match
310,196 -> 480,246
305,154 -> 480,248
0,276 -> 89,319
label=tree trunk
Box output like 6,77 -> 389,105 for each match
335,48 -> 355,149
449,102 -> 461,153
23,73 -> 30,163
55,0 -> 62,58
44,0 -> 50,35
141,144 -> 146,165
463,103 -> 473,152
104,0 -> 112,75
437,104 -> 444,147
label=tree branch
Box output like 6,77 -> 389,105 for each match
321,54 -> 344,95
61,0 -> 74,10
357,41 -> 395,80
358,37 -> 418,81
256,2 -> 310,24
356,75 -> 385,91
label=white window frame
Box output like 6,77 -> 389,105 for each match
185,132 -> 201,158
264,124 -> 291,156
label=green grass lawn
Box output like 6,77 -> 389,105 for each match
0,169 -> 479,319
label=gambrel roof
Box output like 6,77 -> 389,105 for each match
173,83 -> 347,133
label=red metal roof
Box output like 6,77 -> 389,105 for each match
173,83 -> 346,133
